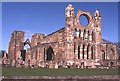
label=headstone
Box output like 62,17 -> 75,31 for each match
55,63 -> 58,69
11,59 -> 15,66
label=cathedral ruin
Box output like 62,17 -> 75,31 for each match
7,4 -> 119,68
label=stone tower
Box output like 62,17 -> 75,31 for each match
8,31 -> 24,64
93,10 -> 102,63
64,4 -> 75,61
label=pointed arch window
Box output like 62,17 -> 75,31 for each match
74,28 -> 77,38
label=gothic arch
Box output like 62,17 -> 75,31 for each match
46,46 -> 54,61
23,39 -> 31,48
84,29 -> 86,40
92,31 -> 94,42
91,46 -> 94,59
78,45 -> 80,59
74,28 -> 77,38
110,48 -> 115,60
102,50 -> 105,60
74,43 -> 76,54
20,39 -> 31,61
87,44 -> 90,59
82,44 -> 85,59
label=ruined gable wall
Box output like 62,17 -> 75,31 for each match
42,28 -> 65,44
8,31 -> 24,63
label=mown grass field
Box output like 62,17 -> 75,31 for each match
2,66 -> 120,76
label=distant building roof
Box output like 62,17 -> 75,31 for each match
102,38 -> 113,44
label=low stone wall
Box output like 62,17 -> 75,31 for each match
1,75 -> 120,81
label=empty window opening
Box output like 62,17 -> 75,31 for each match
44,48 -> 46,61
102,50 -> 105,60
79,29 -> 81,37
91,46 -> 94,59
78,45 -> 80,59
46,46 -> 54,61
20,42 -> 31,61
74,44 -> 76,54
92,31 -> 94,42
82,44 -> 85,59
87,45 -> 89,59
79,15 -> 89,26
74,28 -> 77,38
110,49 -> 115,60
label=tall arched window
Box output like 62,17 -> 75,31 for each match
74,43 -> 76,54
84,29 -> 86,40
87,45 -> 89,59
46,46 -> 54,61
74,28 -> 77,38
21,40 -> 31,61
91,46 -> 94,59
110,49 -> 115,60
44,48 -> 46,61
92,31 -> 94,42
79,29 -> 81,38
102,50 -> 105,60
83,44 -> 85,59
78,45 -> 80,59
88,31 -> 90,41
24,44 -> 30,52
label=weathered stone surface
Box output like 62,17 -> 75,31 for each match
7,4 -> 119,68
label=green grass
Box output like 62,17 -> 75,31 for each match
2,66 -> 119,76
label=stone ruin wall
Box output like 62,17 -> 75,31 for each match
29,27 -> 66,67
6,4 -> 119,68
8,31 -> 24,64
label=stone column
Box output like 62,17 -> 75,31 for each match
80,30 -> 84,41
89,31 -> 92,42
37,47 -> 40,61
85,30 -> 88,40
88,46 -> 92,59
84,45 -> 88,59
76,30 -> 79,38
95,44 -> 98,61
80,44 -> 83,59
75,45 -> 78,59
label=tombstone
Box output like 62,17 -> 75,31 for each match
55,63 -> 58,69
11,59 -> 15,66
49,61 -> 53,69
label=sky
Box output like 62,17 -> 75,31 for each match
2,2 -> 118,52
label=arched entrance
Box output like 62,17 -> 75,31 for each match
20,39 -> 31,61
46,46 -> 54,61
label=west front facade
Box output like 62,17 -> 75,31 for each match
6,4 -> 118,68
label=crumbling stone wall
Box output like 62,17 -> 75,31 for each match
101,43 -> 118,67
8,31 -> 24,65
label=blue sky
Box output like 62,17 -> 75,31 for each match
2,2 -> 118,52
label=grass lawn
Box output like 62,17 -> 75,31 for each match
2,66 -> 120,76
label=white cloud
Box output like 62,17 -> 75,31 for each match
23,30 -> 33,42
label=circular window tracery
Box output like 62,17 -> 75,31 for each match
79,14 -> 89,26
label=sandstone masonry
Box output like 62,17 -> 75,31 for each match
7,4 -> 119,68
